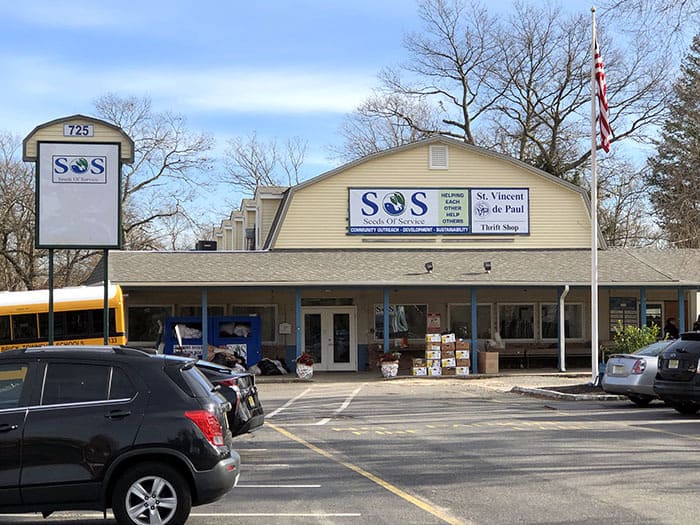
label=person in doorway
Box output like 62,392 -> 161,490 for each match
664,317 -> 679,339
693,315 -> 700,331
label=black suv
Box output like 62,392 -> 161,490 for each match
655,332 -> 700,414
0,346 -> 240,525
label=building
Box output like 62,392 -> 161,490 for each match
94,136 -> 700,374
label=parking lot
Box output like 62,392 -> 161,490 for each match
6,373 -> 700,524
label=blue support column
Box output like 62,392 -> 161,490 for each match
295,289 -> 302,359
679,288 -> 686,332
201,288 -> 208,359
383,288 -> 390,354
640,287 -> 647,328
471,287 -> 478,373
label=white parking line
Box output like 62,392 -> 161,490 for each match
266,387 -> 312,418
192,513 -> 362,517
236,484 -> 321,488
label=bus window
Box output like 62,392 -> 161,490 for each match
0,316 -> 10,344
12,314 -> 38,341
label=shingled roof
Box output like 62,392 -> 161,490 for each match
87,247 -> 700,289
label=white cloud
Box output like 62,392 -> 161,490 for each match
0,54 -> 375,118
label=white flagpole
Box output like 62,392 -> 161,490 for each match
590,7 -> 600,383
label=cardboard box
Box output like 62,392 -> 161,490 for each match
455,350 -> 470,359
441,333 -> 456,344
441,342 -> 456,351
412,358 -> 427,367
442,367 -> 456,376
441,357 -> 456,368
456,358 -> 470,367
425,344 -> 442,352
428,366 -> 442,376
455,339 -> 470,351
425,334 -> 442,343
427,359 -> 441,368
442,350 -> 455,359
425,350 -> 441,359
456,366 -> 470,376
412,367 -> 428,376
477,351 -> 499,374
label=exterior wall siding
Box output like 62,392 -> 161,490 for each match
274,144 -> 591,249
25,123 -> 134,161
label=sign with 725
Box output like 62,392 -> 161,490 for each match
63,124 -> 94,137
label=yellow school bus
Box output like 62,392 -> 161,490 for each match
0,284 -> 127,351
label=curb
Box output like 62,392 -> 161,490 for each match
511,386 -> 625,401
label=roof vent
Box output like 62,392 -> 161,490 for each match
429,145 -> 448,169
195,240 -> 217,251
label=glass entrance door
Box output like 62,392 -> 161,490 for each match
302,307 -> 356,371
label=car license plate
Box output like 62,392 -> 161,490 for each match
247,396 -> 256,408
668,359 -> 679,369
612,365 -> 625,375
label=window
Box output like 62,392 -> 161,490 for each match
128,306 -> 172,342
448,304 -> 492,339
0,316 -> 10,344
230,305 -> 277,343
540,304 -> 584,339
39,309 -> 117,340
42,363 -> 111,405
645,303 -> 663,330
499,304 -> 534,339
374,304 -> 427,340
0,363 -> 28,409
109,367 -> 136,400
12,314 -> 37,341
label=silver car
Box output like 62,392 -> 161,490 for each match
602,340 -> 672,406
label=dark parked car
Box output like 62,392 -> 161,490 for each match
195,360 -> 265,436
0,346 -> 240,525
655,332 -> 700,414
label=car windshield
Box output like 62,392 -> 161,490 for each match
635,340 -> 672,356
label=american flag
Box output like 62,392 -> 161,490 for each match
594,36 -> 611,152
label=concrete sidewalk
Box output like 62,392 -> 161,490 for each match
256,368 -> 624,401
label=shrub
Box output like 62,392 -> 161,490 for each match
610,321 -> 662,355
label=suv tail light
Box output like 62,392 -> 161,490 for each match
218,378 -> 237,388
631,359 -> 646,374
185,410 -> 225,446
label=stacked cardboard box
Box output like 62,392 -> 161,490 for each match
411,333 -> 471,377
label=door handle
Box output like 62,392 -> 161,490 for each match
0,424 -> 19,432
105,410 -> 131,420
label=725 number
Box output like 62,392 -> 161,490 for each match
63,124 -> 94,137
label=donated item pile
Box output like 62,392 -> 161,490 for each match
412,333 -> 471,377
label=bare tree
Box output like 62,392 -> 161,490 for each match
94,94 -> 215,249
333,93 -> 438,162
222,132 -> 308,193
598,160 -> 659,247
338,0 -> 672,181
280,137 -> 307,186
0,132 -> 42,289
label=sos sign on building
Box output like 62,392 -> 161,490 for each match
348,188 -> 529,235
24,115 -> 133,249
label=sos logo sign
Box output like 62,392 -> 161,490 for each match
52,156 -> 107,184
358,190 -> 429,217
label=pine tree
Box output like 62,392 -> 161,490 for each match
647,34 -> 700,247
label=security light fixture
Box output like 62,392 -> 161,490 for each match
484,261 -> 492,273
425,261 -> 434,274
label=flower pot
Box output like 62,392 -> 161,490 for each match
380,361 -> 399,378
296,363 -> 314,379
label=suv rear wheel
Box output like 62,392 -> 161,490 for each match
112,462 -> 192,525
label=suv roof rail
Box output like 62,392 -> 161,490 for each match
24,345 -> 117,354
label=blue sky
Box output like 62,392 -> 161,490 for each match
0,1 -> 419,176
0,0 -> 533,183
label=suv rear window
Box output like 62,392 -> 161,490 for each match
181,365 -> 217,399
